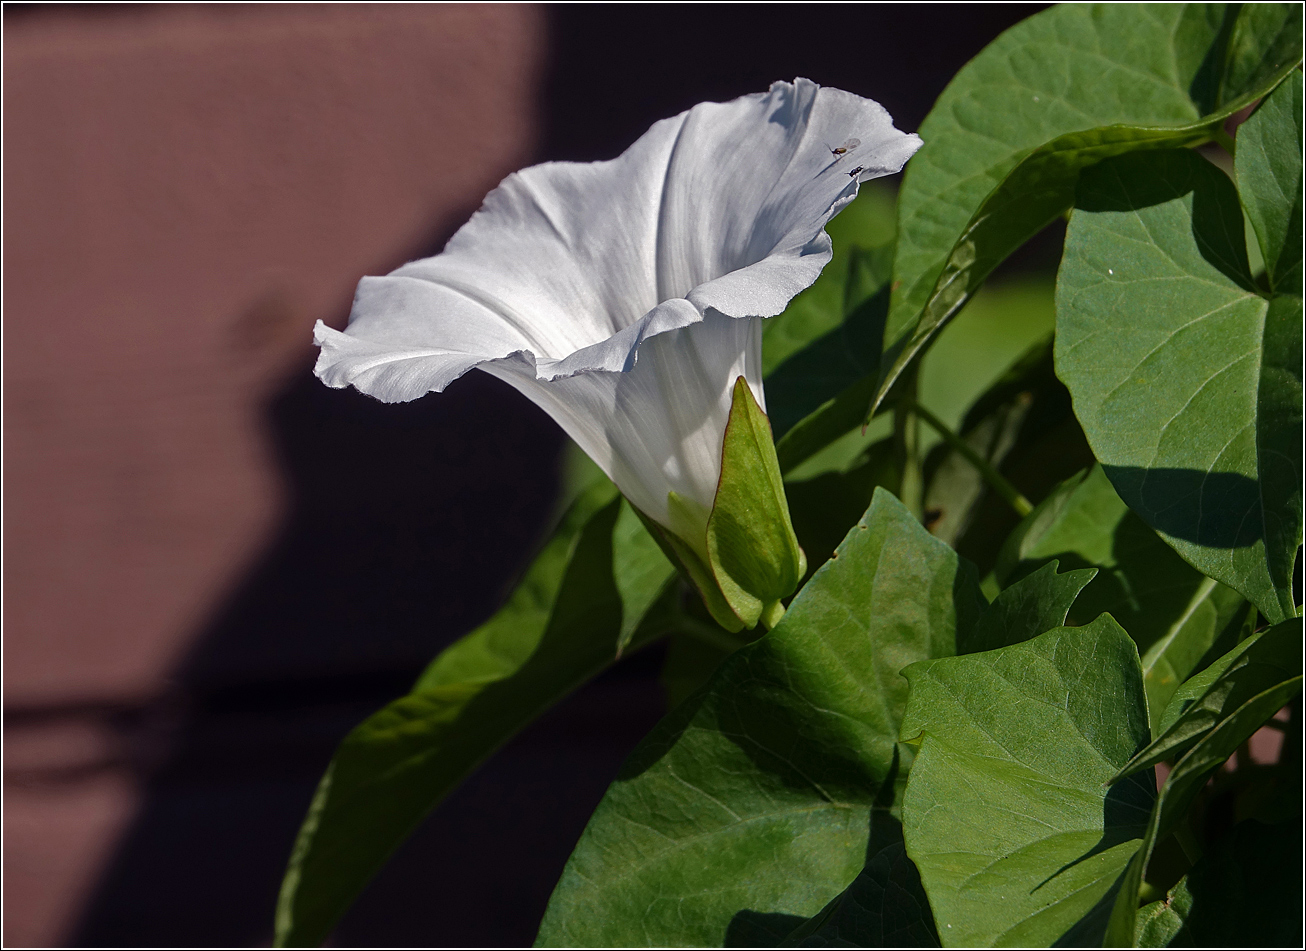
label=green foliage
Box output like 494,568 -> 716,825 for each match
282,8 -> 1304,946
1104,624 -> 1303,943
536,490 -> 984,947
959,559 -> 1095,654
274,483 -> 675,947
1237,71 -> 1303,291
1118,617 -> 1302,780
1057,141 -> 1302,621
994,466 -> 1250,724
878,2 -> 1302,416
900,618 -> 1155,947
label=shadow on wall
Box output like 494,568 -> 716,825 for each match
57,5 -> 1041,947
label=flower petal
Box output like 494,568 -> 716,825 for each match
482,311 -> 764,526
314,78 -> 920,401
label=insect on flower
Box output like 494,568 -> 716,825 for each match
828,136 -> 861,157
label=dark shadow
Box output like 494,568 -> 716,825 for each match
1037,770 -> 1156,893
1075,151 -> 1256,290
726,911 -> 809,948
55,5 -> 1051,947
1050,868 -> 1128,948
1102,466 -> 1263,549
766,273 -> 892,439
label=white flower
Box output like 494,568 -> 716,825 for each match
314,78 -> 920,547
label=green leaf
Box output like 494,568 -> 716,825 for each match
274,483 -> 675,948
782,841 -> 940,948
1056,147 -> 1303,622
1103,676 -> 1304,944
1221,3 -> 1305,108
960,559 -> 1096,654
993,466 -> 1248,723
536,489 -> 985,947
613,501 -> 677,655
1117,617 -> 1303,780
899,617 -> 1155,947
1236,70 -> 1303,291
1135,877 -> 1193,948
1136,818 -> 1304,947
877,2 -> 1302,416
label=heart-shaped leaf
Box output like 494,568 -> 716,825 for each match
1056,146 -> 1302,621
878,3 -> 1302,416
900,617 -> 1154,947
536,490 -> 985,947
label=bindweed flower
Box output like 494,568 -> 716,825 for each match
315,78 -> 920,630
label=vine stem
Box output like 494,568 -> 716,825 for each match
910,400 -> 1034,518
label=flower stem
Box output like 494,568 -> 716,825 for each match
911,400 -> 1034,518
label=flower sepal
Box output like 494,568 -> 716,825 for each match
636,377 -> 806,633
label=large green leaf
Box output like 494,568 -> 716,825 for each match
1236,70 -> 1303,292
782,841 -> 940,948
993,466 -> 1248,723
1135,817 -> 1303,947
1056,146 -> 1302,622
877,2 -> 1302,416
536,489 -> 985,947
1116,617 -> 1303,781
900,617 -> 1155,947
1104,672 -> 1304,944
274,483 -> 676,947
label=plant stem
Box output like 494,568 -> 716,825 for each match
894,373 -> 924,519
911,400 -> 1034,518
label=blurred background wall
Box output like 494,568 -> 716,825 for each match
4,4 -> 1040,946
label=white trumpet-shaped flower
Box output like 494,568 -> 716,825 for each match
315,78 -> 920,625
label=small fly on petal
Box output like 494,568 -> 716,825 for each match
828,137 -> 861,158
847,165 -> 865,178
